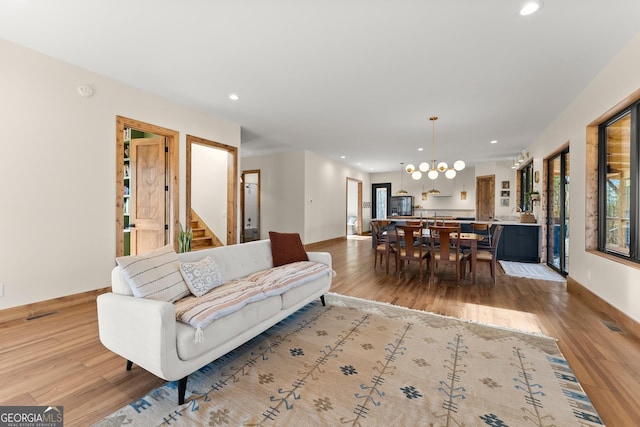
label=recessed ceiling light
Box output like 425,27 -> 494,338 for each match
340,155 -> 346,159
491,140 -> 498,144
229,94 -> 239,100
418,148 -> 424,151
520,0 -> 543,16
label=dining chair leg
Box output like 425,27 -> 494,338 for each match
490,258 -> 496,284
429,258 -> 435,285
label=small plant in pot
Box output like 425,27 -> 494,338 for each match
178,222 -> 193,253
527,191 -> 541,203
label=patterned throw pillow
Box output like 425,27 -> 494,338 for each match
180,256 -> 225,297
115,244 -> 190,303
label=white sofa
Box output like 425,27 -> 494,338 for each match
97,239 -> 333,404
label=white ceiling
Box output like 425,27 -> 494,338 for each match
2,1 -> 639,173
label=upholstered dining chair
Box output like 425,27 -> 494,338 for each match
394,225 -> 430,280
427,224 -> 463,285
463,224 -> 503,284
371,220 -> 396,274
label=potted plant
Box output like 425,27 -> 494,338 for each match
178,222 -> 193,253
528,191 -> 540,202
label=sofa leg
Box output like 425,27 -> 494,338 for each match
178,376 -> 188,405
320,295 -> 326,306
126,360 -> 133,371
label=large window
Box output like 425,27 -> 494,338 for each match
598,101 -> 639,261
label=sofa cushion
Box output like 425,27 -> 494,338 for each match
115,244 -> 190,303
177,240 -> 274,282
175,296 -> 282,360
281,274 -> 332,309
180,256 -> 224,297
269,231 -> 308,267
245,261 -> 331,297
174,261 -> 331,341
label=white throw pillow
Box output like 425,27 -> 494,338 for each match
180,256 -> 225,297
115,244 -> 190,303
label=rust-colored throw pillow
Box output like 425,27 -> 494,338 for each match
269,231 -> 309,267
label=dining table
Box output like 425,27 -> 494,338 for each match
388,228 -> 485,284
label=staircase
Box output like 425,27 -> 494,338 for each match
189,210 -> 225,251
190,219 -> 215,250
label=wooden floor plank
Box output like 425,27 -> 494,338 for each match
0,236 -> 638,426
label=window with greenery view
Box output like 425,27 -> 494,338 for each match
519,162 -> 534,212
599,101 -> 639,261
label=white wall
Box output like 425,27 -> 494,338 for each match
529,32 -> 640,323
241,151 -> 306,239
191,144 -> 228,237
304,151 -> 371,243
0,40 -> 240,309
242,151 -> 371,244
475,160 -> 522,220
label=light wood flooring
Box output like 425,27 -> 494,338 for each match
1,236 -> 639,426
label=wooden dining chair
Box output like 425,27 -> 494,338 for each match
428,224 -> 463,285
371,220 -> 396,274
463,224 -> 504,284
394,225 -> 429,280
470,222 -> 492,249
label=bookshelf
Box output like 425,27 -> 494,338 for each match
123,127 -> 131,255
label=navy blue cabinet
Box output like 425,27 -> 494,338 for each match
496,225 -> 540,263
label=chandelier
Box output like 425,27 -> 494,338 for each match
511,148 -> 530,169
405,116 -> 465,180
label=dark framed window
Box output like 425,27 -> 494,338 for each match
518,162 -> 534,211
598,100 -> 640,262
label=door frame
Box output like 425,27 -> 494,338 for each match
186,135 -> 238,245
116,116 -> 179,256
545,145 -> 570,275
372,183 -> 391,219
475,175 -> 496,221
240,169 -> 260,243
346,177 -> 363,235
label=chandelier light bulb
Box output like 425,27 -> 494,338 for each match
445,169 -> 457,179
405,163 -> 415,173
453,160 -> 465,171
411,171 -> 422,180
520,0 -> 543,16
419,162 -> 429,172
437,162 -> 448,172
428,170 -> 439,180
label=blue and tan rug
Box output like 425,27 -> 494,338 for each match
94,293 -> 603,426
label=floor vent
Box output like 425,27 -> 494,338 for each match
601,320 -> 625,333
26,311 -> 59,321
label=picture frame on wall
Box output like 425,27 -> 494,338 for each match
500,198 -> 509,207
502,181 -> 510,189
501,190 -> 510,197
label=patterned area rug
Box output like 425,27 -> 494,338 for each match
499,261 -> 566,282
94,293 -> 602,426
